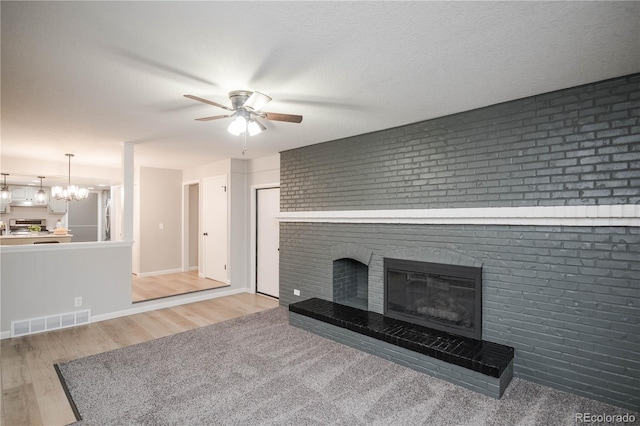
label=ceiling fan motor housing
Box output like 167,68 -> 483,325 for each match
229,90 -> 253,110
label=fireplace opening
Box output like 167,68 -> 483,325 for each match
333,258 -> 368,310
384,258 -> 482,340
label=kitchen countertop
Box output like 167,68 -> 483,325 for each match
0,233 -> 73,245
0,233 -> 72,239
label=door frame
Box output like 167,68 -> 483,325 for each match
250,182 -> 280,294
181,179 -> 200,273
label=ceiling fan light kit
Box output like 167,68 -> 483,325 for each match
227,115 -> 247,136
184,90 -> 303,154
247,120 -> 264,137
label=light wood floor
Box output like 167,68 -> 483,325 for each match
0,293 -> 279,426
132,270 -> 227,302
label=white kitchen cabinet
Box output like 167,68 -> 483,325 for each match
0,200 -> 9,214
10,185 -> 50,207
48,196 -> 67,214
10,186 -> 36,204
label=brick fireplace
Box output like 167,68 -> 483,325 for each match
279,74 -> 640,411
291,244 -> 514,398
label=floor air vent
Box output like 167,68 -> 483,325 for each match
11,309 -> 91,337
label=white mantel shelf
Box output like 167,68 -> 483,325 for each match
277,205 -> 640,227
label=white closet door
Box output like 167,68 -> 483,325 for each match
202,175 -> 228,283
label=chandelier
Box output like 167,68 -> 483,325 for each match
51,154 -> 89,201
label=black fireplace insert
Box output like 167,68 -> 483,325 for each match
384,258 -> 482,340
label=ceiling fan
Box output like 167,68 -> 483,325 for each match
184,91 -> 303,138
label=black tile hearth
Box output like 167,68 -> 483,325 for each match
289,297 -> 514,378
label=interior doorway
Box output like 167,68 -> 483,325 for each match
256,187 -> 280,298
132,179 -> 228,304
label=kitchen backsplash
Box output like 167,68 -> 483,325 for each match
0,206 -> 67,230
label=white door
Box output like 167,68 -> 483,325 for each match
202,175 -> 228,283
256,187 -> 280,298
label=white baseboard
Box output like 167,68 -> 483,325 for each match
135,268 -> 183,278
91,287 -> 248,323
1,287 -> 252,340
189,266 -> 198,271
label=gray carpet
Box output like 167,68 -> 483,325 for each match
56,307 -> 638,425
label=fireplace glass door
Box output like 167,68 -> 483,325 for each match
384,258 -> 482,339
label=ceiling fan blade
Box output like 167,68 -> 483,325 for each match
184,94 -> 232,111
195,114 -> 232,121
243,91 -> 272,111
262,112 -> 303,123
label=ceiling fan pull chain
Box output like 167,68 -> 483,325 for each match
242,130 -> 247,155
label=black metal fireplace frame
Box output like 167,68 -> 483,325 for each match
383,258 -> 483,340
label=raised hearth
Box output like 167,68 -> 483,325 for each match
289,297 -> 514,398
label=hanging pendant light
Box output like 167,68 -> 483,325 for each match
35,176 -> 47,205
1,173 -> 12,203
51,154 -> 89,201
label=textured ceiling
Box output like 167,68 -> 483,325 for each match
2,1 -> 639,183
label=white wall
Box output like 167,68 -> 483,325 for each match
137,167 -> 183,275
0,155 -> 282,336
182,158 -> 230,183
188,184 -> 199,269
132,168 -> 140,274
0,240 -> 249,338
182,156 -> 281,292
230,160 -> 247,289
0,242 -> 133,334
246,154 -> 280,188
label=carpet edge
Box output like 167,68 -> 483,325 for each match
54,363 -> 82,423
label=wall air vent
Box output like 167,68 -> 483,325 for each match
11,309 -> 91,337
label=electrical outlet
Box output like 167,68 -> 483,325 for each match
159,223 -> 164,230
293,289 -> 300,296
74,297 -> 83,307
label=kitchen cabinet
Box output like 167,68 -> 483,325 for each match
0,200 -> 9,214
10,186 -> 36,204
10,185 -> 49,206
48,196 -> 67,214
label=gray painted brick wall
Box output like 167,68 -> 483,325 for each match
280,223 -> 640,411
278,74 -> 640,411
281,74 -> 640,211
